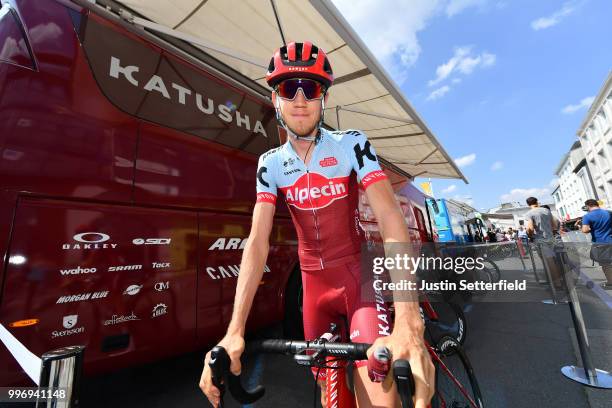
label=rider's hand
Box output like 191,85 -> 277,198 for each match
199,334 -> 245,407
368,329 -> 435,408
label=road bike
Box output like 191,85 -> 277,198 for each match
209,326 -> 483,408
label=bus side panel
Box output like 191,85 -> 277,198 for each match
198,214 -> 298,342
0,0 -> 138,202
134,122 -> 259,211
0,197 -> 198,385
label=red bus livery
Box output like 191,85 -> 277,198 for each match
0,0 -> 442,387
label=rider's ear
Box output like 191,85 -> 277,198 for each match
272,91 -> 277,105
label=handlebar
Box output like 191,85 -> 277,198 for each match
209,339 -> 415,407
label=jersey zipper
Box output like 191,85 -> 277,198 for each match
306,168 -> 324,269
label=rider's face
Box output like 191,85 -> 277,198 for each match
273,87 -> 328,138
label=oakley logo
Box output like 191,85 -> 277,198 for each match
73,232 -> 110,243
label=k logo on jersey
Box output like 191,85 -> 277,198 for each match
279,173 -> 349,210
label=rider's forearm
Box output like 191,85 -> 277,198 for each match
377,210 -> 424,333
226,238 -> 269,337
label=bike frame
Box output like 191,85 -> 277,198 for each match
321,334 -> 478,408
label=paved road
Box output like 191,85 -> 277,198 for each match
79,254 -> 612,408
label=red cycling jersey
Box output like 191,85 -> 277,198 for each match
256,128 -> 387,271
256,128 -> 392,377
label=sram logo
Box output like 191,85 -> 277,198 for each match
279,173 -> 349,210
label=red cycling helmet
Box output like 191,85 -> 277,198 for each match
266,41 -> 334,89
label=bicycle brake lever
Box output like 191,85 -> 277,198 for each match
209,346 -> 229,398
209,346 -> 266,405
392,359 -> 415,408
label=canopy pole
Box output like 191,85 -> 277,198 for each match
337,106 -> 414,124
270,0 -> 287,47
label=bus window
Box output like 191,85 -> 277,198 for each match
0,3 -> 34,69
413,206 -> 431,241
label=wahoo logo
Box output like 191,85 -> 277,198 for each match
279,173 -> 349,210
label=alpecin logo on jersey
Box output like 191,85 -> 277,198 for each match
280,173 -> 349,210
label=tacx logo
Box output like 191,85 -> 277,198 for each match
279,173 -> 349,210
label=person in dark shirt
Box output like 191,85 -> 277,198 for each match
581,199 -> 612,289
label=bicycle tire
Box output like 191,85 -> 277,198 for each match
483,259 -> 501,282
431,338 -> 483,408
424,302 -> 467,346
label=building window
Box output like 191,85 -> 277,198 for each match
0,3 -> 34,69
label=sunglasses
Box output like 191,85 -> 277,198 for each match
275,78 -> 326,101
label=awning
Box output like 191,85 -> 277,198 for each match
94,0 -> 467,182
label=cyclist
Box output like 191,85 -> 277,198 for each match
200,41 -> 434,408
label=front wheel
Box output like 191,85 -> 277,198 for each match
431,337 -> 484,408
424,302 -> 467,346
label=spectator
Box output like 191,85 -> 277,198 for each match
517,226 -> 528,241
581,199 -> 612,289
542,204 -> 563,238
487,227 -> 497,243
525,197 -> 562,288
506,228 -> 516,241
495,228 -> 506,242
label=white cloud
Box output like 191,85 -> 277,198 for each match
453,194 -> 474,206
531,2 -> 580,31
452,78 -> 462,84
330,0 -> 488,83
562,96 -> 595,114
549,178 -> 559,188
446,0 -> 487,17
500,187 -> 551,203
428,46 -> 496,86
427,85 -> 451,101
455,153 -> 476,168
491,161 -> 503,171
442,184 -> 457,194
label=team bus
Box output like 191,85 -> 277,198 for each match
426,198 -> 474,243
0,0 -> 440,386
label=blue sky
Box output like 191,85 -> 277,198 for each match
331,0 -> 612,211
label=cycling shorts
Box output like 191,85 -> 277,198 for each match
301,257 -> 392,379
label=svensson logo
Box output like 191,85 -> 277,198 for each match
279,173 -> 349,210
63,315 -> 78,329
62,232 -> 117,250
51,315 -> 84,339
